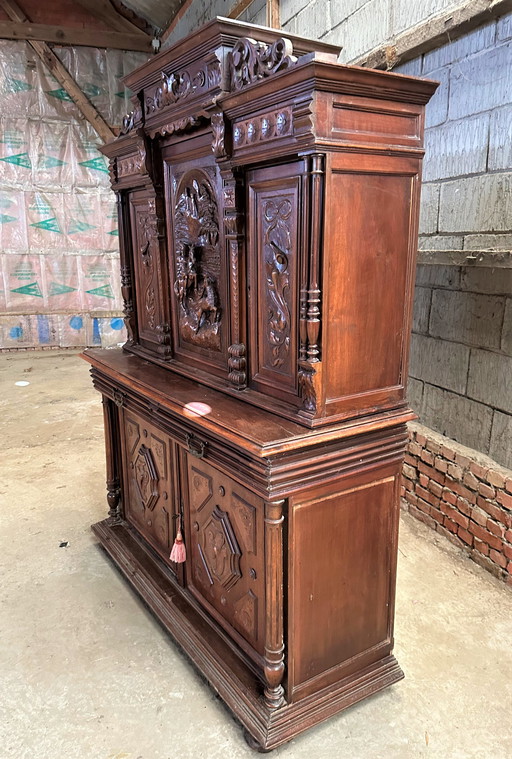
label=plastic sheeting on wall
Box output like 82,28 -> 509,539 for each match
0,40 -> 149,350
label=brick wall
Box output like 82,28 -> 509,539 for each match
403,422 -> 512,585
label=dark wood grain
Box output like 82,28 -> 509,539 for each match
91,16 -> 437,751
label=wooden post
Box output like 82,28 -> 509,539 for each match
263,498 -> 285,709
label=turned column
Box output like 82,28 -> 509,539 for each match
263,498 -> 286,709
101,395 -> 122,521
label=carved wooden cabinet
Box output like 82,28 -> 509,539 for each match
84,17 -> 437,751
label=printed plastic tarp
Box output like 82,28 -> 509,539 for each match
0,40 -> 147,349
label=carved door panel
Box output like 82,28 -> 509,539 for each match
129,191 -> 171,355
247,162 -> 302,406
182,453 -> 265,657
165,149 -> 229,378
121,411 -> 179,567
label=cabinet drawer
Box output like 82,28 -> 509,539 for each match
183,453 -> 265,657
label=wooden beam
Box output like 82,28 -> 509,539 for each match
73,0 -> 147,34
356,0 -> 512,69
266,0 -> 280,28
228,0 -> 256,20
0,20 -> 153,50
0,0 -> 115,144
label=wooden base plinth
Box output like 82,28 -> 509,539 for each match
92,518 -> 404,751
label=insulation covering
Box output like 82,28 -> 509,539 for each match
0,40 -> 149,349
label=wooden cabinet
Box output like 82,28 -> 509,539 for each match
85,17 -> 437,751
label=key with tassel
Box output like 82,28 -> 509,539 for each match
170,515 -> 186,563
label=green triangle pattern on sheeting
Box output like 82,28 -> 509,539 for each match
0,213 -> 17,223
38,156 -> 66,169
68,219 -> 97,234
115,91 -> 125,98
79,157 -> 108,174
83,83 -> 103,98
47,88 -> 73,102
86,284 -> 114,299
11,281 -> 43,297
6,78 -> 32,92
48,281 -> 77,296
107,229 -> 119,236
0,152 -> 31,169
30,217 -> 62,233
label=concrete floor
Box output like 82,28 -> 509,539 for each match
1,350 -> 511,759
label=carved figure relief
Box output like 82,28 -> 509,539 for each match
263,198 -> 292,368
173,172 -> 222,350
138,205 -> 158,331
230,37 -> 297,91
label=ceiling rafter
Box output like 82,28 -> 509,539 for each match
0,20 -> 153,50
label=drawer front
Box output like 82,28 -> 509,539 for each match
183,453 -> 265,657
121,411 -> 178,565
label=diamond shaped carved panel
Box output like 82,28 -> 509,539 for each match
201,505 -> 241,590
134,444 -> 159,511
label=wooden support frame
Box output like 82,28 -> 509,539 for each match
0,0 -> 116,144
0,21 -> 153,51
228,0 -> 281,27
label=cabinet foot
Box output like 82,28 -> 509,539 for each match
243,729 -> 272,753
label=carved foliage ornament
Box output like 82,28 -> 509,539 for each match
121,103 -> 143,134
147,59 -> 221,116
139,201 -> 158,331
173,172 -> 222,350
230,37 -> 297,91
264,199 -> 292,368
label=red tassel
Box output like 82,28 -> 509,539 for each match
170,518 -> 186,563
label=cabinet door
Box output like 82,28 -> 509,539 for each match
247,162 -> 302,406
129,191 -> 170,353
182,453 -> 265,658
121,410 -> 179,568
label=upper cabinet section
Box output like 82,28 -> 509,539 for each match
101,17 -> 438,428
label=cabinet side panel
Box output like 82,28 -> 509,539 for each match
324,169 -> 416,414
289,467 -> 399,698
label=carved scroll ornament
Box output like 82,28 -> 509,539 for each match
230,36 -> 297,91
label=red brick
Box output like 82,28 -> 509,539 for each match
442,488 -> 457,506
434,456 -> 448,473
478,482 -> 496,499
489,549 -> 507,569
415,432 -> 427,446
444,517 -> 458,533
506,478 -> 512,494
458,527 -> 473,546
503,543 -> 512,561
487,469 -> 507,489
416,485 -> 430,503
507,560 -> 512,574
473,538 -> 489,556
468,523 -> 504,551
470,506 -> 489,527
448,463 -> 463,479
438,525 -> 465,549
430,480 -> 443,498
506,529 -> 512,543
497,490 -> 512,510
409,504 -> 436,529
455,452 -> 472,469
456,497 -> 472,517
486,519 -> 506,539
450,480 -> 476,503
452,510 -> 469,529
429,505 -> 444,524
477,496 -> 507,523
403,463 -> 416,480
426,439 -> 442,455
408,441 -> 422,457
417,497 -> 432,514
400,485 -> 406,497
419,473 -> 429,487
463,471 -> 479,490
472,551 -> 503,578
404,453 -> 417,467
405,491 -> 418,506
470,461 -> 489,480
441,444 -> 456,461
405,478 -> 414,492
421,449 -> 435,466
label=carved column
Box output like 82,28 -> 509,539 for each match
101,395 -> 122,521
117,192 -> 137,345
223,169 -> 247,389
263,498 -> 285,709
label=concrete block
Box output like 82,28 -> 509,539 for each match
489,411 -> 512,470
392,0 -> 459,35
393,57 -> 422,76
334,0 -> 391,62
501,300 -> 512,356
331,0 -> 372,25
463,234 -> 512,250
467,349 -> 512,414
422,383 -> 493,454
489,105 -> 512,171
409,333 -> 470,394
280,0 -> 311,26
497,12 -> 512,41
419,183 -> 439,235
461,268 -> 512,296
422,113 -> 489,181
425,67 -> 449,127
439,173 -> 512,234
449,42 -> 512,120
419,235 -> 463,250
407,377 -> 424,415
429,290 -> 505,349
422,21 -> 496,73
296,0 -> 332,40
412,286 -> 431,334
416,264 -> 461,289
